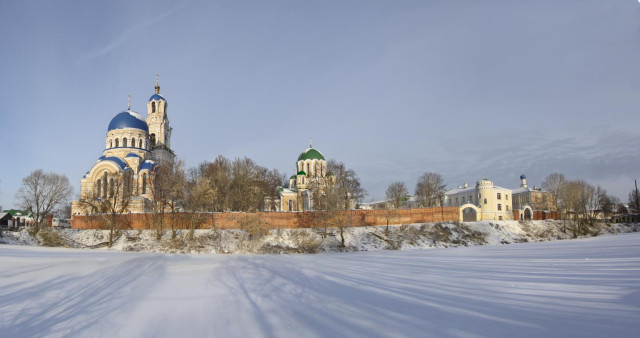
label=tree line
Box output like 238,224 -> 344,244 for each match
14,163 -> 640,240
384,172 -> 447,209
540,173 -> 639,233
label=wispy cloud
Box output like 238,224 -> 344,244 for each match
80,3 -> 189,61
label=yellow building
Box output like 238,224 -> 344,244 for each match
445,178 -> 513,221
71,78 -> 174,215
511,173 -> 558,220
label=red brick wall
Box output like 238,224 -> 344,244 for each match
513,209 -> 561,221
70,207 -> 460,230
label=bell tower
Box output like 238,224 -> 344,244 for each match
146,74 -> 175,165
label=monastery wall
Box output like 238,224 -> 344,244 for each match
70,207 -> 460,230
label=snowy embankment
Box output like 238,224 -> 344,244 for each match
1,220 -> 638,254
1,233 -> 639,337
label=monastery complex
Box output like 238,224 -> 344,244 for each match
70,78 -> 558,223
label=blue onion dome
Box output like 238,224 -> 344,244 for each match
149,93 -> 165,101
520,174 -> 527,180
108,109 -> 149,132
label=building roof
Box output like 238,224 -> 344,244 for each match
297,171 -> 307,175
512,186 -> 545,194
139,160 -> 157,172
298,147 -> 325,161
279,188 -> 297,195
445,186 -> 476,195
149,93 -> 165,101
108,110 -> 149,132
3,209 -> 30,217
446,182 -> 511,195
125,153 -> 142,159
101,156 -> 129,169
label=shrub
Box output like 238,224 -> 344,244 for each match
239,215 -> 269,240
290,230 -> 323,253
38,228 -> 66,247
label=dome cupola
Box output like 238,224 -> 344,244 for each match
297,148 -> 325,161
520,169 -> 528,188
107,109 -> 149,132
297,138 -> 325,161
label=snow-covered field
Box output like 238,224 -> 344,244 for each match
1,233 -> 639,337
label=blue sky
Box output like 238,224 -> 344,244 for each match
1,0 -> 640,209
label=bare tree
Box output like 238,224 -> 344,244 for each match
600,194 -> 620,220
76,172 -> 131,246
16,169 -> 73,231
165,160 -> 186,238
542,173 -> 566,207
382,202 -> 401,234
415,172 -> 446,208
629,188 -> 640,214
227,158 -> 259,211
199,156 -> 231,212
308,161 -> 364,248
558,179 -> 605,237
386,182 -> 408,209
147,161 -> 186,240
183,173 -> 215,240
261,168 -> 286,212
327,160 -> 365,209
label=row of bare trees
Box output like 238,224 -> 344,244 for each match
540,173 -> 631,236
541,173 -> 622,221
384,172 -> 446,209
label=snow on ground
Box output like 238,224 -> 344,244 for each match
1,233 -> 639,337
1,220 -> 638,254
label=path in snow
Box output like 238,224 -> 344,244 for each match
1,234 -> 639,337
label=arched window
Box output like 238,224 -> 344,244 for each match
152,101 -> 156,113
288,199 -> 293,211
142,173 -> 147,194
131,137 -> 136,148
102,172 -> 108,198
484,198 -> 488,205
109,140 -> 113,148
115,138 -> 119,147
306,163 -> 310,174
96,179 -> 101,196
315,163 -> 319,176
109,178 -> 114,198
123,173 -> 129,195
150,134 -> 156,147
123,138 -> 128,147
139,139 -> 143,148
